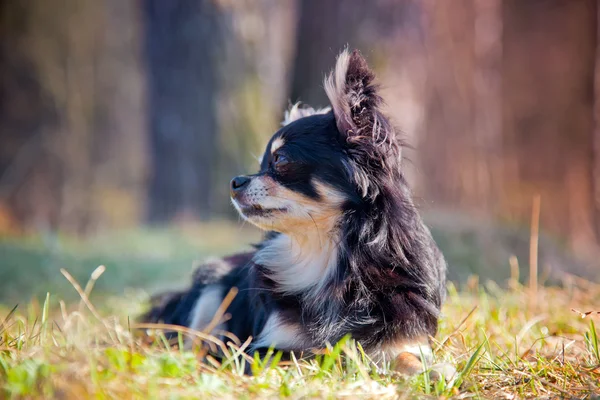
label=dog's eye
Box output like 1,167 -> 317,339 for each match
272,154 -> 289,171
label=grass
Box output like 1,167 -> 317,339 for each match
0,268 -> 598,399
0,221 -> 598,399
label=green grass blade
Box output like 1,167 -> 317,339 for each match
40,293 -> 50,345
453,341 -> 486,389
585,319 -> 599,365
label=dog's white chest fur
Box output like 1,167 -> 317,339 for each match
251,232 -> 340,350
253,233 -> 338,296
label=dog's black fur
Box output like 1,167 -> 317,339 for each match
143,49 -> 447,373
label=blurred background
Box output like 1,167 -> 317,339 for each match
1,0 -> 599,304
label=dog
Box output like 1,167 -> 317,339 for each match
143,49 -> 452,379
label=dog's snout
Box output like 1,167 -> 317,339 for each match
230,176 -> 250,196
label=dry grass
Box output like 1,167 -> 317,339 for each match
0,267 -> 598,399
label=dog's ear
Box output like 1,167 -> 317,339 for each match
282,102 -> 331,126
324,49 -> 390,144
325,49 -> 401,199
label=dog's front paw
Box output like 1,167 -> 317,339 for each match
392,352 -> 457,384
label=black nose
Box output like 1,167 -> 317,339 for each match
230,176 -> 250,194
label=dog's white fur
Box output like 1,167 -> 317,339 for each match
270,137 -> 285,154
254,230 -> 339,296
252,311 -> 305,350
188,284 -> 225,334
282,102 -> 331,126
324,49 -> 352,131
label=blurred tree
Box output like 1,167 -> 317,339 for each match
0,0 -> 61,232
0,0 -> 147,234
290,0 -> 352,106
413,0 -> 598,252
214,0 -> 295,216
143,0 -> 221,222
501,0 -> 597,252
418,0 -> 499,210
290,0 -> 392,106
142,0 -> 295,221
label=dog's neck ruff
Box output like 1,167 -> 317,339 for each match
253,230 -> 339,298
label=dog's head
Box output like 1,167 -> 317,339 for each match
230,49 -> 401,234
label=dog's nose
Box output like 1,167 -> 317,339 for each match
230,176 -> 250,196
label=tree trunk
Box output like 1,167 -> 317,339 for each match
593,0 -> 600,250
502,0 -> 597,250
212,0 -> 297,216
0,0 -> 60,232
144,0 -> 221,223
0,0 -> 147,234
290,0 -> 385,107
419,0 -> 479,208
472,0 -> 503,211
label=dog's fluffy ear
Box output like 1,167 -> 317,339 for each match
282,102 -> 331,126
324,49 -> 389,142
325,49 -> 401,198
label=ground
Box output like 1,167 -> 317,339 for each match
0,225 -> 599,399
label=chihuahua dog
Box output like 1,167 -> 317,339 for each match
143,49 -> 452,379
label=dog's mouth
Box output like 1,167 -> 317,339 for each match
238,204 -> 288,218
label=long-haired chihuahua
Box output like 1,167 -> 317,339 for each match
143,49 -> 453,380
